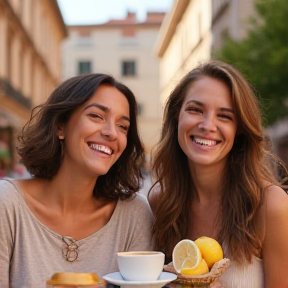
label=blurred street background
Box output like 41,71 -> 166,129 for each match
0,0 -> 288,192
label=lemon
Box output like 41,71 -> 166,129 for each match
181,259 -> 209,276
172,239 -> 202,273
194,236 -> 223,268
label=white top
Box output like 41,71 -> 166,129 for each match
219,249 -> 264,288
0,179 -> 154,288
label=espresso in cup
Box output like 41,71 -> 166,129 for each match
117,251 -> 165,281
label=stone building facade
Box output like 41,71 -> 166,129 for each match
0,0 -> 67,176
154,0 -> 212,105
211,0 -> 255,53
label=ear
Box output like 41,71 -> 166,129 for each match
57,124 -> 65,140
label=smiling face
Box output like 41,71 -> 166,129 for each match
178,76 -> 237,170
59,84 -> 130,178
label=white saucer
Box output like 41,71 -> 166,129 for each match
103,271 -> 177,288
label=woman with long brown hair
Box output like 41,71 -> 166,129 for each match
148,60 -> 288,288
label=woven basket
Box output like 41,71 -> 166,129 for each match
163,258 -> 230,285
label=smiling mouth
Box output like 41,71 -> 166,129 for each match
88,143 -> 113,155
191,136 -> 221,147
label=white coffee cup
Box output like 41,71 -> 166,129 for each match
117,251 -> 165,281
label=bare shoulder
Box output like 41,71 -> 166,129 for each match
147,183 -> 161,214
264,184 -> 288,217
262,184 -> 288,237
261,186 -> 288,286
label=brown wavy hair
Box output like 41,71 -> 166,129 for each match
149,60 -> 288,263
17,74 -> 145,200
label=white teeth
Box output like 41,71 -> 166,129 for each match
89,144 -> 113,155
193,137 -> 216,147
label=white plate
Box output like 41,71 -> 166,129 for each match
103,271 -> 177,288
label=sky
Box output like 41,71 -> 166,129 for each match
57,0 -> 174,25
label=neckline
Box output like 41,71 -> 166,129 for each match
5,178 -> 121,243
222,241 -> 263,262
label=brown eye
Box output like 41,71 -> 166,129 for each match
219,114 -> 232,120
186,107 -> 202,114
89,113 -> 102,119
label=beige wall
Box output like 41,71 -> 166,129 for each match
154,0 -> 255,102
61,14 -> 165,154
0,0 -> 67,129
0,0 -> 66,171
154,0 -> 212,105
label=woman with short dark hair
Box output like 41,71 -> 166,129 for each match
0,73 -> 153,287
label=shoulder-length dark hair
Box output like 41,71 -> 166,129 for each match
149,60 -> 288,263
17,74 -> 145,200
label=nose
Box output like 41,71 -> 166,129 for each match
101,121 -> 117,141
198,114 -> 217,132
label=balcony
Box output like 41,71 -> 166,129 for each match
0,78 -> 31,110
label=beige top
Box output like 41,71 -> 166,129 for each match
0,179 -> 154,288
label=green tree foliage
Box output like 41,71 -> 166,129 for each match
214,0 -> 288,126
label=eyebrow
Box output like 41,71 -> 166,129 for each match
185,100 -> 234,114
84,103 -> 130,122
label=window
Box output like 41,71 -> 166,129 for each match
121,61 -> 136,76
78,61 -> 92,75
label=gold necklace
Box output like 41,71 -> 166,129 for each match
62,236 -> 79,262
